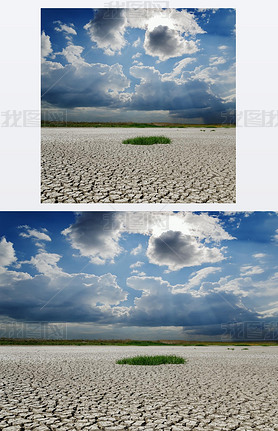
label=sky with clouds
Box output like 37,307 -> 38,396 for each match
1,212 -> 278,340
41,8 -> 236,124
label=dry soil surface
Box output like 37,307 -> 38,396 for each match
41,128 -> 236,203
0,345 -> 277,430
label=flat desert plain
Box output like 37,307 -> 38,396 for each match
41,128 -> 236,204
0,345 -> 277,430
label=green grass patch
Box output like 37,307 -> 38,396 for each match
241,348 -> 249,350
117,355 -> 185,366
122,136 -> 171,145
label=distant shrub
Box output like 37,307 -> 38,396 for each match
122,136 -> 171,145
117,355 -> 185,365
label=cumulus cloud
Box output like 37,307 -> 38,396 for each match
147,231 -> 224,271
19,226 -> 51,242
187,266 -> 222,288
41,31 -> 53,58
57,43 -> 89,68
0,237 -> 17,267
273,229 -> 278,242
84,9 -> 127,55
54,21 -> 77,36
41,32 -> 63,76
124,275 -> 258,327
42,56 -> 130,108
128,64 -> 234,122
132,52 -> 142,60
0,237 -> 31,287
28,251 -> 69,279
84,9 -> 204,60
62,212 -> 233,270
131,244 -> 143,255
130,261 -> 144,269
62,212 -> 123,265
0,270 -> 127,322
132,37 -> 141,47
209,56 -> 226,66
240,265 -> 264,276
144,25 -> 199,61
162,57 -> 195,81
253,253 -> 267,259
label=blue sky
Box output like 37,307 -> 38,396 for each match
41,8 -> 236,124
1,212 -> 278,340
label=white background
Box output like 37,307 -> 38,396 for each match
0,0 -> 277,212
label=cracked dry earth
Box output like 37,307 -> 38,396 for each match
41,128 -> 236,203
1,346 -> 277,431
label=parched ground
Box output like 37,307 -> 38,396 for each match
41,128 -> 236,204
0,345 -> 277,430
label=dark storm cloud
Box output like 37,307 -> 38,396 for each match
42,62 -> 130,109
127,66 -> 234,122
0,272 -> 127,323
146,230 -> 223,271
84,9 -> 127,55
144,25 -> 199,61
123,276 -> 259,327
62,212 -> 123,264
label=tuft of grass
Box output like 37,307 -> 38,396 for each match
241,348 -> 249,350
122,136 -> 171,145
117,355 -> 185,366
227,347 -> 235,350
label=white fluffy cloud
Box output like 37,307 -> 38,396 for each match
58,44 -> 89,68
0,237 -> 31,287
131,244 -> 143,256
0,237 -> 17,267
41,32 -> 63,75
240,265 -> 264,276
273,229 -> 278,242
209,56 -> 226,66
130,261 -> 144,269
19,226 -> 51,242
132,37 -> 141,47
253,253 -> 267,259
187,267 -> 222,288
41,31 -> 53,58
162,57 -> 195,82
54,21 -> 77,36
29,251 -> 69,279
